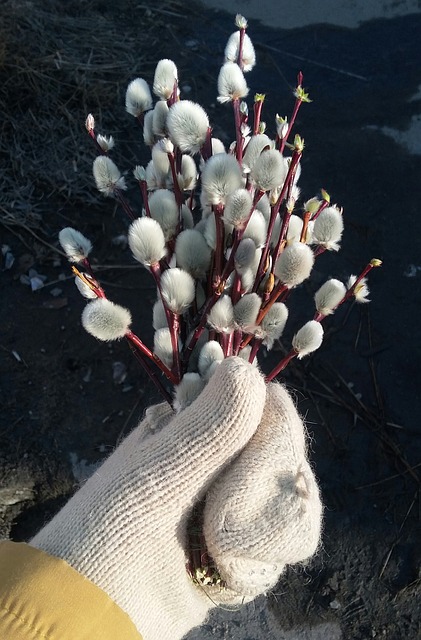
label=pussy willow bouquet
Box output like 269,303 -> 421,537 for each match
59,14 -> 381,410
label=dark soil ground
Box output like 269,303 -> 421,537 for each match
1,1 -> 420,638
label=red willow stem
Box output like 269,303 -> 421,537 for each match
248,337 -> 262,364
114,188 -> 137,222
212,204 -> 225,283
87,128 -> 108,156
253,101 -> 263,135
167,152 -> 184,208
241,281 -> 288,349
125,330 -> 178,385
233,99 -> 244,163
265,349 -> 297,382
253,152 -> 301,291
169,312 -> 182,382
311,198 -> 329,221
279,71 -> 305,155
127,341 -> 173,405
200,127 -> 213,162
138,179 -> 151,217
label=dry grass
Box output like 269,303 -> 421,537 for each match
0,0 -> 190,229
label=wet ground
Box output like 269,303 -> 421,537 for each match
1,1 -> 420,638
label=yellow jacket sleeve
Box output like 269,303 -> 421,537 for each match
0,541 -> 142,640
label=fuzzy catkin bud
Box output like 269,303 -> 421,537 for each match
260,302 -> 288,348
175,229 -> 212,279
151,142 -> 170,184
59,227 -> 92,263
153,328 -> 174,368
160,268 -> 195,314
178,155 -> 197,191
198,341 -> 224,378
148,189 -> 178,241
314,279 -> 346,315
242,134 -> 273,173
347,275 -> 370,303
201,153 -> 243,206
207,296 -> 235,334
96,134 -> 114,152
125,78 -> 153,117
224,31 -> 256,72
234,238 -> 256,272
74,276 -> 97,300
143,110 -> 155,146
153,59 -> 178,100
152,100 -> 169,138
223,189 -> 253,228
233,293 -> 261,330
128,217 -> 166,266
217,62 -> 249,103
242,210 -> 267,248
152,299 -> 168,330
93,156 -> 126,196
82,299 -> 131,342
251,149 -> 287,192
312,206 -> 344,251
274,243 -> 314,287
174,373 -> 205,413
292,320 -> 324,359
167,101 -> 209,154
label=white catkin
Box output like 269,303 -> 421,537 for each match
286,215 -> 304,243
274,243 -> 314,287
160,268 -> 196,314
96,134 -> 114,152
314,279 -> 346,315
201,153 -> 243,206
240,267 -> 255,292
167,101 -> 209,154
153,328 -> 174,368
74,276 -> 96,300
59,227 -> 92,262
173,373 -> 205,413
260,302 -> 289,348
223,189 -> 253,228
93,156 -> 126,196
237,345 -> 258,366
234,238 -> 257,272
148,189 -> 179,241
242,210 -> 267,248
151,142 -> 170,185
152,100 -> 169,138
128,217 -> 166,266
312,206 -> 344,251
175,229 -> 212,279
153,59 -> 178,100
178,155 -> 197,191
347,275 -> 370,303
143,110 -> 155,146
180,205 -> 194,229
198,341 -> 225,378
233,293 -> 261,330
242,134 -> 273,173
251,149 -> 287,192
207,296 -> 235,334
145,160 -> 158,190
82,299 -> 131,342
224,31 -> 256,72
292,320 -> 324,359
255,193 -> 271,219
152,299 -> 168,330
217,62 -> 249,103
125,78 -> 153,117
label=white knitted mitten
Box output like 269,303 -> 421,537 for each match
31,358 -> 322,640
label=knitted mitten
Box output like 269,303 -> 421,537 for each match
31,358 -> 322,640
